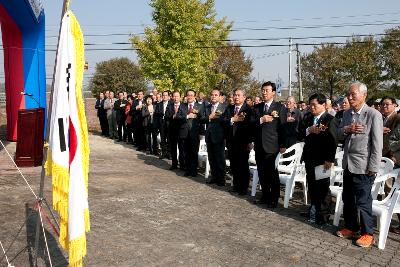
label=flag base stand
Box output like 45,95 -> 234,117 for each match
0,140 -> 59,266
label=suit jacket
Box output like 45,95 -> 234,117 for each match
164,102 -> 184,135
203,102 -> 227,144
300,111 -> 338,165
114,99 -> 128,122
389,125 -> 400,163
222,103 -> 254,146
253,101 -> 287,154
104,98 -> 116,115
383,113 -> 400,158
130,99 -> 145,123
285,108 -> 301,138
338,104 -> 383,174
153,101 -> 170,129
175,102 -> 205,139
95,98 -> 106,117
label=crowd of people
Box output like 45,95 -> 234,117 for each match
95,81 -> 400,249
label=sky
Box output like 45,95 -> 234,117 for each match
41,0 -> 400,90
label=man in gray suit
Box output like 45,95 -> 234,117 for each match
336,82 -> 383,248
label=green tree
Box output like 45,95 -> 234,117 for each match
131,0 -> 232,93
301,44 -> 347,99
212,43 -> 253,94
380,27 -> 400,82
89,57 -> 147,97
341,37 -> 382,96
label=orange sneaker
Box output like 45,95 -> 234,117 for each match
336,228 -> 356,239
356,234 -> 375,248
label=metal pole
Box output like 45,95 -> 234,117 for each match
296,44 -> 303,101
288,38 -> 292,97
33,1 -> 70,266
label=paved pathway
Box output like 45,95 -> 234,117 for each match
1,134 -> 400,266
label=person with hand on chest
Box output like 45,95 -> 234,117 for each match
164,91 -> 185,171
223,88 -> 255,196
114,91 -> 128,142
203,88 -> 228,186
154,90 -> 172,159
381,96 -> 400,161
336,82 -> 383,248
299,93 -> 338,224
253,81 -> 287,208
175,89 -> 204,177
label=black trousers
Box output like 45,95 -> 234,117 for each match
159,121 -> 170,157
145,124 -> 158,153
182,136 -> 200,175
126,123 -> 133,143
99,111 -> 109,136
135,122 -> 146,149
228,143 -> 250,194
207,141 -> 226,182
117,117 -> 127,141
169,131 -> 185,168
305,163 -> 330,219
255,151 -> 280,203
342,168 -> 375,234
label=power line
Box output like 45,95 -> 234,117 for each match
231,20 -> 400,31
43,32 -> 394,47
44,19 -> 400,38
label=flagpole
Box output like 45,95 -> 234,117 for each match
33,1 -> 70,266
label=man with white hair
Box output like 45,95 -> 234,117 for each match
336,82 -> 383,248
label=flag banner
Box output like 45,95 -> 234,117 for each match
45,10 -> 90,267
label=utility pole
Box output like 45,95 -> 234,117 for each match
288,37 -> 292,96
296,43 -> 303,101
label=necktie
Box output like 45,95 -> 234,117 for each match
313,117 -> 318,125
189,103 -> 193,114
234,106 -> 239,115
174,104 -> 179,113
264,103 -> 269,113
212,105 -> 217,113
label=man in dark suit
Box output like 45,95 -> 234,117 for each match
154,90 -> 171,159
95,92 -> 109,136
285,96 -> 302,148
223,88 -> 254,195
253,81 -> 287,207
175,89 -> 205,177
131,90 -> 146,150
114,91 -> 128,142
203,89 -> 227,185
299,93 -> 338,224
164,91 -> 185,170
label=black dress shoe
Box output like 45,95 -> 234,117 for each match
206,179 -> 217,184
190,172 -> 198,177
268,202 -> 278,208
255,198 -> 269,205
228,188 -> 239,194
169,165 -> 178,170
184,172 -> 191,177
216,182 -> 225,186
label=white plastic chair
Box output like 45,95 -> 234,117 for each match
197,139 -> 210,179
251,143 -> 306,208
332,158 -> 396,226
372,176 -> 400,249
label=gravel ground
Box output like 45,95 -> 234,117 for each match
1,103 -> 400,266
